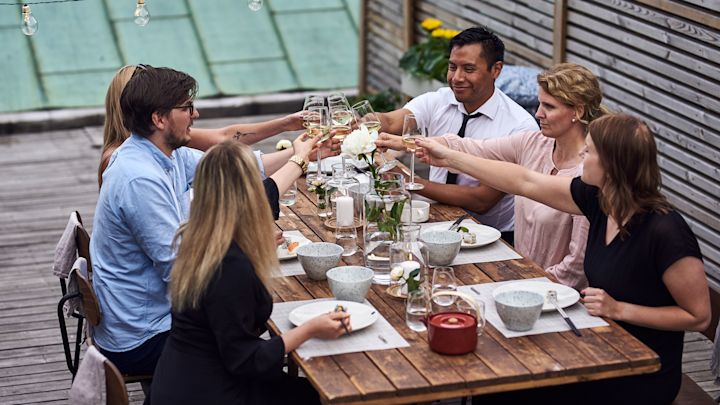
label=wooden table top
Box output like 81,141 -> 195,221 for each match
267,176 -> 659,405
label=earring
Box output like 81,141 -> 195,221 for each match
571,118 -> 577,123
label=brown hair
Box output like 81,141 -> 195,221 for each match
170,141 -> 278,312
99,65 -> 136,187
589,114 -> 671,235
537,63 -> 610,126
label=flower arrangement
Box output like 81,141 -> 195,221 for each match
390,264 -> 421,293
399,18 -> 460,83
307,177 -> 329,214
340,124 -> 379,181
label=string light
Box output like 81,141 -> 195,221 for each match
134,0 -> 150,26
21,4 -> 38,36
248,0 -> 262,11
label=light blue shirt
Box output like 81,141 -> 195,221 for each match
91,135 -> 266,352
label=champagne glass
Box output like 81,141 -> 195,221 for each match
307,106 -> 331,175
351,100 -> 398,173
401,114 -> 425,190
329,104 -> 354,141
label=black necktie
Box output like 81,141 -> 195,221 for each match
446,112 -> 482,184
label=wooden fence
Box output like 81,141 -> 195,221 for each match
359,0 -> 720,285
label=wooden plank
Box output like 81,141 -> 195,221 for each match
402,0 -> 414,51
634,0 -> 720,30
358,0 -> 368,94
553,0 -> 569,63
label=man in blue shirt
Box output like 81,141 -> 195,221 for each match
90,66 -> 205,377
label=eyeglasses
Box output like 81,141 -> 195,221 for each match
172,101 -> 195,115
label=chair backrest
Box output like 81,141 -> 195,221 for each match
702,286 -> 720,342
104,360 -> 129,405
71,269 -> 101,327
74,211 -> 92,272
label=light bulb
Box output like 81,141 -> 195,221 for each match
248,0 -> 263,11
21,4 -> 38,36
134,0 -> 150,27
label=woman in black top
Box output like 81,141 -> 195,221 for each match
151,141 -> 350,405
417,113 -> 710,404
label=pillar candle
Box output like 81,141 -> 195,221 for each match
336,195 -> 354,226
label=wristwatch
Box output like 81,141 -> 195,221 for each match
288,154 -> 308,174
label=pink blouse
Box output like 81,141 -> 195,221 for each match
443,130 -> 589,290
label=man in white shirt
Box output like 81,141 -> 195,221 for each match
376,27 -> 538,243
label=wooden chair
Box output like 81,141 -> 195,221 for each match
105,359 -> 130,405
57,211 -> 92,378
672,286 -> 720,404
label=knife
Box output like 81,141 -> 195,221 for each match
448,214 -> 468,231
547,290 -> 582,337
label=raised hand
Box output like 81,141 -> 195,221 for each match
415,137 -> 453,167
375,132 -> 405,152
292,132 -> 321,161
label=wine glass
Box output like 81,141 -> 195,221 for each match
401,114 -> 425,190
431,267 -> 458,307
351,100 -> 398,173
329,104 -> 354,141
306,106 -> 331,176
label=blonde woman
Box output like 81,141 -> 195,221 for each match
151,141 -> 349,405
418,114 -> 710,404
99,64 -> 306,187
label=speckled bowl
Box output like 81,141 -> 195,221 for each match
420,230 -> 462,266
326,266 -> 374,302
494,290 -> 544,331
295,242 -> 344,281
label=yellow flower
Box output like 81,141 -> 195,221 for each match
431,28 -> 445,38
421,18 -> 442,31
443,29 -> 460,39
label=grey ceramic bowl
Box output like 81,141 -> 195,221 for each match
295,242 -> 344,280
420,230 -> 462,266
494,290 -> 544,331
326,266 -> 374,302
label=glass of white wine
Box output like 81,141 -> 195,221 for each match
402,114 -> 425,190
351,100 -> 398,173
329,104 -> 354,141
307,106 -> 331,175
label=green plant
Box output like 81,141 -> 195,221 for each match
398,18 -> 460,83
349,90 -> 401,113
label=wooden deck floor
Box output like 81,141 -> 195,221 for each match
0,119 -> 717,404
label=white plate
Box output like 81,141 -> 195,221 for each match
277,233 -> 311,260
491,281 -> 580,312
425,222 -> 501,248
308,156 -> 369,173
288,300 -> 379,331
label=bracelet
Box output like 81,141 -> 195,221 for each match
288,154 -> 308,174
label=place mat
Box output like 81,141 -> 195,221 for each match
420,221 -> 522,264
270,299 -> 409,359
277,230 -> 308,277
459,277 -> 608,338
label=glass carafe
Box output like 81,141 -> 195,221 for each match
363,172 -> 409,284
390,223 -> 429,296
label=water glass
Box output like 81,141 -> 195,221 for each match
279,181 -> 297,206
406,289 -> 429,332
335,225 -> 358,256
431,267 -> 458,306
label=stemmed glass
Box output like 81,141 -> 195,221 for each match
329,103 -> 354,141
306,106 -> 331,176
401,114 -> 425,190
352,100 -> 398,173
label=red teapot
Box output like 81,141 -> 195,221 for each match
427,291 -> 484,355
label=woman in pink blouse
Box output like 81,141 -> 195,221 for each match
393,63 -> 608,289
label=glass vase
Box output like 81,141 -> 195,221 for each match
389,223 -> 430,296
363,172 -> 409,284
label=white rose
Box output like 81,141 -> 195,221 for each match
341,124 -> 378,157
275,139 -> 292,151
390,265 -> 405,282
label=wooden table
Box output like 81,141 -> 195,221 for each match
268,178 -> 660,405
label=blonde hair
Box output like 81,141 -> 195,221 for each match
589,114 -> 671,236
170,141 -> 278,312
99,65 -> 136,188
537,63 -> 610,126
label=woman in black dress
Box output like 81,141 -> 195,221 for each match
417,113 -> 710,404
151,141 -> 350,405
